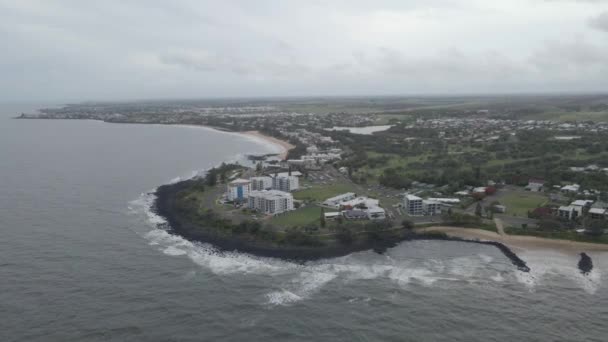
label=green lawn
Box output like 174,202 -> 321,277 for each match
294,182 -> 355,202
500,192 -> 548,216
269,205 -> 323,228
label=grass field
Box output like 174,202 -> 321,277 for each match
269,205 -> 323,227
500,192 -> 548,216
294,181 -> 354,202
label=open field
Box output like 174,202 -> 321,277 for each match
293,181 -> 354,202
269,205 -> 322,227
500,192 -> 547,216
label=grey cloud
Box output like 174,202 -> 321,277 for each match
589,11 -> 608,31
1,0 -> 608,101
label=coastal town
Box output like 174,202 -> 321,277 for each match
18,95 -> 608,248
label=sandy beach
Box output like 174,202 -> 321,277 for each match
242,130 -> 295,160
417,226 -> 608,254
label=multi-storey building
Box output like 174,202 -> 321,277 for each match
250,176 -> 273,191
422,200 -> 442,216
272,175 -> 299,192
226,178 -> 251,202
248,190 -> 294,215
404,194 -> 423,216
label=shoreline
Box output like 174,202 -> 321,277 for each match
241,130 -> 295,160
416,226 -> 608,254
150,124 -> 294,160
153,179 -> 530,271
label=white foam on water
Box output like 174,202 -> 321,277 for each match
514,250 -> 604,294
163,246 -> 188,256
265,271 -> 337,306
490,273 -> 505,282
127,192 -> 167,226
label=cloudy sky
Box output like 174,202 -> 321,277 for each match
1,0 -> 608,102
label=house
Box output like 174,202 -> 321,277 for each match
323,193 -> 357,208
248,190 -> 294,215
589,208 -> 607,220
525,179 -> 545,192
561,184 -> 580,193
226,178 -> 251,202
404,194 -> 423,216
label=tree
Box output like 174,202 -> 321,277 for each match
402,219 -> 414,230
320,207 -> 326,228
256,162 -> 263,173
475,202 -> 483,217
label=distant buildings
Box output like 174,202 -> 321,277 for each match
226,179 -> 251,202
525,179 -> 545,192
561,184 -> 580,193
322,192 -> 386,220
248,190 -> 294,215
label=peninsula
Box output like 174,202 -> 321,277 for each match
17,95 -> 608,269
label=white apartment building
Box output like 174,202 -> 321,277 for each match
404,194 -> 423,216
248,190 -> 295,215
250,176 -> 273,191
422,200 -> 442,216
226,178 -> 251,202
272,175 -> 299,192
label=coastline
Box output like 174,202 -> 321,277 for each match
152,179 -> 530,271
241,130 -> 295,160
417,226 -> 608,254
155,124 -> 294,160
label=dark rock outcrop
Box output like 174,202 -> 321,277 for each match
578,252 -> 593,275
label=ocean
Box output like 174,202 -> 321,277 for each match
1,103 -> 607,342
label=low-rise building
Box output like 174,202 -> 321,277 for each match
323,192 -> 357,208
427,198 -> 461,204
404,194 -> 423,216
343,210 -> 368,220
248,190 -> 294,215
561,184 -> 580,193
366,207 -> 386,220
226,178 -> 251,202
525,179 -> 545,192
589,208 -> 607,220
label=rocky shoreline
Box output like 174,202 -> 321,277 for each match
153,179 -> 532,271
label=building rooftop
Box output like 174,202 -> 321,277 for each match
230,178 -> 251,185
589,208 -> 606,215
571,200 -> 593,207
